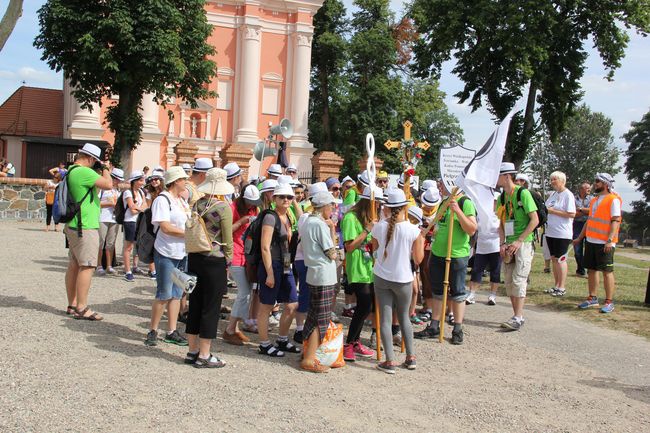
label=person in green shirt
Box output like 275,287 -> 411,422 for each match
497,162 -> 539,331
415,187 -> 477,345
64,143 -> 113,321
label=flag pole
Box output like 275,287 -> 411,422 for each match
366,133 -> 381,360
439,209 -> 455,343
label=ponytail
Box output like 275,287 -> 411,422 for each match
383,206 -> 403,259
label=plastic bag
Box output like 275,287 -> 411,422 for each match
315,322 -> 345,368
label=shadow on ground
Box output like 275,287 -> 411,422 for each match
578,377 -> 650,405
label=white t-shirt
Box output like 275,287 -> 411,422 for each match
545,189 -> 576,239
99,188 -> 118,223
586,195 -> 622,245
122,189 -> 145,223
371,220 -> 421,284
152,192 -> 189,259
476,225 -> 500,255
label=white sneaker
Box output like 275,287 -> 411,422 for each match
487,294 -> 497,305
268,314 -> 279,327
465,292 -> 476,305
544,287 -> 557,294
106,267 -> 117,275
95,267 -> 106,276
550,288 -> 566,297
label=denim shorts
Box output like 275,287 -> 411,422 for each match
153,249 -> 187,301
123,221 -> 137,242
258,260 -> 298,305
429,255 -> 469,302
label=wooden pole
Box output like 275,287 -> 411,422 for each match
439,210 -> 456,343
370,191 -> 382,360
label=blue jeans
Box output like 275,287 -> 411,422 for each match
573,220 -> 586,274
153,249 -> 187,301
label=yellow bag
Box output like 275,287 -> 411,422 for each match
45,191 -> 55,205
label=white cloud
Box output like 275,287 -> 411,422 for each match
0,66 -> 60,84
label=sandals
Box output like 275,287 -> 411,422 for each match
258,344 -> 285,357
276,339 -> 301,354
301,360 -> 330,373
66,305 -> 76,315
73,307 -> 103,321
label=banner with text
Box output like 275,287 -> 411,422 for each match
439,145 -> 476,194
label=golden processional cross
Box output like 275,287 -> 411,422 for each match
384,120 -> 430,199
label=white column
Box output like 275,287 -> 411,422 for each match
141,92 -> 160,133
179,109 -> 186,138
67,83 -> 104,140
204,112 -> 212,140
168,114 -> 175,136
235,24 -> 262,144
288,31 -> 313,146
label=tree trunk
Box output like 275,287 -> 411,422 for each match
111,88 -> 142,169
0,0 -> 23,52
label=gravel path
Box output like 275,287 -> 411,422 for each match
1,220 -> 649,432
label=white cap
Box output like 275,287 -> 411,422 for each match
224,162 -> 241,180
78,143 -> 102,161
193,157 -> 214,172
260,179 -> 279,193
309,182 -> 328,196
267,163 -> 283,177
273,183 -> 295,198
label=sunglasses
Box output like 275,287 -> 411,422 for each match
377,179 -> 388,184
276,195 -> 293,200
330,187 -> 340,192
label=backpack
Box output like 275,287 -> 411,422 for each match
185,198 -> 223,254
135,194 -> 171,265
499,187 -> 547,229
115,188 -> 144,224
53,165 -> 93,235
242,209 -> 283,282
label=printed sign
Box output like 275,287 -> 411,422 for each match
439,145 -> 476,194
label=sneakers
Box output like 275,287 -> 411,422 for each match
342,307 -> 355,318
144,329 -> 158,346
543,287 -> 557,293
414,324 -> 440,339
194,354 -> 226,368
124,272 -> 134,282
465,292 -> 476,305
392,331 -> 402,346
487,294 -> 497,306
353,341 -> 375,358
268,314 -> 280,327
403,357 -> 417,370
550,288 -> 566,297
447,312 -> 455,325
501,317 -> 524,331
418,311 -> 432,322
410,314 -> 423,325
95,267 -> 106,276
600,301 -> 615,313
163,330 -> 189,346
376,361 -> 396,374
132,267 -> 145,275
343,343 -> 356,362
148,271 -> 157,280
106,267 -> 117,275
578,296 -> 599,309
240,322 -> 258,334
543,267 -> 551,273
451,328 -> 464,345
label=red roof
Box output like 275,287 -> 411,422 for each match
0,86 -> 63,137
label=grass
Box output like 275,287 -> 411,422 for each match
519,251 -> 650,339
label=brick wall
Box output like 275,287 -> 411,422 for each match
0,178 -> 49,220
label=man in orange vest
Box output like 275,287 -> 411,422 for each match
573,173 -> 622,313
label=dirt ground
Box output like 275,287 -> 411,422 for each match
1,220 -> 649,432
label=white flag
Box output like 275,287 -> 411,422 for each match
455,109 -> 517,234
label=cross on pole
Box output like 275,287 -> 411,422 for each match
384,120 -> 430,199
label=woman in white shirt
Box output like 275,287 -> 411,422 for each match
371,189 -> 424,374
144,166 -> 190,347
544,171 -> 576,297
96,168 -> 124,275
122,170 -> 147,281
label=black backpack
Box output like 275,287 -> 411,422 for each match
500,187 -> 547,229
114,191 -> 126,224
242,209 -> 283,267
135,194 -> 171,264
52,165 -> 94,236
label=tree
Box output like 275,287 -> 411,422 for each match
623,109 -> 650,202
0,0 -> 22,52
309,0 -> 349,151
410,0 -> 650,167
34,0 -> 216,166
624,200 -> 650,243
524,105 -> 619,192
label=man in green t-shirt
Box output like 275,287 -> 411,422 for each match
497,162 -> 539,331
64,143 -> 113,321
415,187 -> 477,345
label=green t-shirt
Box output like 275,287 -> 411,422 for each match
66,165 -> 101,230
431,196 -> 476,258
502,186 -> 538,243
343,188 -> 359,206
341,211 -> 373,283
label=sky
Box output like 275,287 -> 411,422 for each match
0,0 -> 648,210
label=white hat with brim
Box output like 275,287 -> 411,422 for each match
359,185 -> 384,202
273,184 -> 295,198
408,206 -> 423,224
421,188 -> 441,207
311,191 -> 339,207
499,162 -> 517,175
309,182 -> 328,196
242,184 -> 262,206
358,170 -> 370,186
260,179 -> 279,193
129,170 -> 145,182
224,162 -> 242,180
181,163 -> 192,171
342,175 -> 356,185
192,158 -> 214,172
78,143 -> 102,161
197,168 -> 235,195
515,173 -> 530,183
384,188 -> 409,208
110,168 -> 124,181
277,175 -> 293,185
286,163 -> 297,173
421,179 -> 436,191
267,163 -> 283,177
164,166 -> 190,185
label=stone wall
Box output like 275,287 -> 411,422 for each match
0,178 -> 48,220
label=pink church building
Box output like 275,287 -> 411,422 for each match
63,0 -> 323,176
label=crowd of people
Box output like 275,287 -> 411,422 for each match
59,142 -> 622,373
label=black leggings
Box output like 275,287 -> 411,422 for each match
346,282 -> 374,344
46,204 -> 53,226
186,254 -> 227,339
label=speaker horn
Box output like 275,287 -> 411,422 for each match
253,140 -> 277,161
269,118 -> 293,139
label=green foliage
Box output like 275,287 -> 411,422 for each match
623,109 -> 650,202
524,104 -> 619,192
34,0 -> 216,166
623,200 -> 650,242
410,0 -> 650,166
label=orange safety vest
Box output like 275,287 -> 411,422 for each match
585,193 -> 622,243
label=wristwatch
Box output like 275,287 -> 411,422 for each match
606,238 -> 612,243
